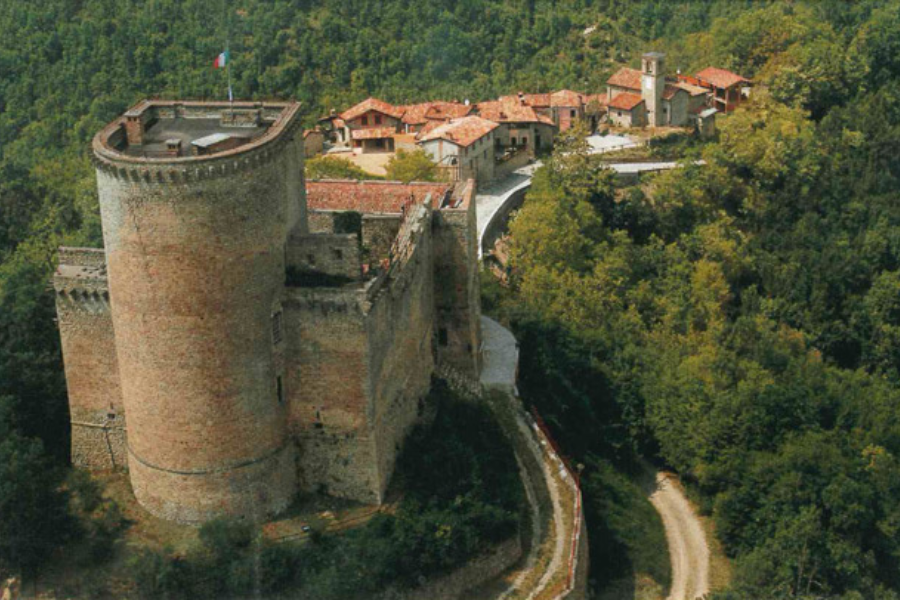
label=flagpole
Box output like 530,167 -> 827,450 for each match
225,0 -> 233,109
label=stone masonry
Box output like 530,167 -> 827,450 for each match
53,100 -> 482,523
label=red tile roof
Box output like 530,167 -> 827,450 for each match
350,127 -> 397,140
400,101 -> 472,125
416,116 -> 499,148
672,81 -> 709,96
608,93 -> 644,111
584,94 -> 608,108
550,89 -> 584,107
307,180 -> 452,214
479,97 -> 557,126
523,93 -> 551,108
695,67 -> 750,90
607,67 -> 643,91
341,97 -> 405,121
662,84 -> 687,101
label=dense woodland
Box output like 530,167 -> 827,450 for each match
4,0 -> 900,598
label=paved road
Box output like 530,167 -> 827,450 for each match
648,472 -> 710,600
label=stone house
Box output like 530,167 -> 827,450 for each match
475,96 -> 556,154
607,92 -> 646,127
416,116 -> 498,183
681,67 -> 751,113
339,97 -> 405,153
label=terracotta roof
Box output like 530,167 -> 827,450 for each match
607,67 -> 642,91
416,116 -> 499,148
400,101 -> 472,125
608,93 -> 644,111
350,127 -> 397,140
584,93 -> 608,107
695,67 -> 750,90
662,84 -> 688,101
672,81 -> 709,96
479,97 -> 559,127
341,98 -> 405,121
523,93 -> 551,108
550,90 -> 584,107
307,180 -> 452,214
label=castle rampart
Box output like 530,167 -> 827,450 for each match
55,103 -> 483,523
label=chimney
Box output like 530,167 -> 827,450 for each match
124,115 -> 145,146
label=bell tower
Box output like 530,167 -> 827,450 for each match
642,52 -> 666,127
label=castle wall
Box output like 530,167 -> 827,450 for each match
365,203 -> 436,499
284,286 -> 377,501
54,248 -> 126,471
92,108 -> 305,522
433,180 -> 482,377
287,232 -> 361,279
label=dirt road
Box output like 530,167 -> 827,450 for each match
648,472 -> 710,600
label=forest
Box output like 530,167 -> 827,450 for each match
3,0 -> 900,598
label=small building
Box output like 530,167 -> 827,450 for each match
417,116 -> 498,183
339,97 -> 405,153
685,67 -> 751,113
476,97 -> 556,154
549,90 -> 585,132
607,92 -> 646,128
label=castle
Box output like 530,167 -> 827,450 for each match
53,100 -> 482,523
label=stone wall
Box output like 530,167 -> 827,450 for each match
364,203 -> 436,500
433,180 -> 482,377
54,249 -> 127,471
284,285 -> 377,502
287,232 -> 361,279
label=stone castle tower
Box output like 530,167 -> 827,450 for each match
55,100 -> 482,523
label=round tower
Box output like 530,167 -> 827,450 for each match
92,100 -> 306,522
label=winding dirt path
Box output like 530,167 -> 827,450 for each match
648,472 -> 710,600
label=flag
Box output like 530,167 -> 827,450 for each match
214,50 -> 229,69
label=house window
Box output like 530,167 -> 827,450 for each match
511,136 -> 517,146
333,248 -> 343,261
438,327 -> 448,346
307,253 -> 316,266
570,109 -> 576,118
272,311 -> 284,345
276,375 -> 285,405
361,115 -> 368,125
374,114 -> 382,125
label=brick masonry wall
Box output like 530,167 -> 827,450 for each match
287,232 -> 361,279
93,129 -> 305,522
365,204 -> 436,499
284,286 -> 379,502
55,290 -> 127,471
433,182 -> 482,378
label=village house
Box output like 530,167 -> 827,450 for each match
399,101 -> 473,134
475,96 -> 556,155
605,52 -> 750,130
416,115 -> 498,183
338,97 -> 405,153
680,67 -> 752,113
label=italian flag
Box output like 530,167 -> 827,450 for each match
213,50 -> 229,69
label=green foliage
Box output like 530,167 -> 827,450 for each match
126,385 -> 523,599
305,155 -> 377,180
0,396 -> 73,576
385,149 -> 441,183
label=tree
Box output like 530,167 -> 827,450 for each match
385,149 -> 441,183
0,396 -> 72,576
305,155 -> 378,181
